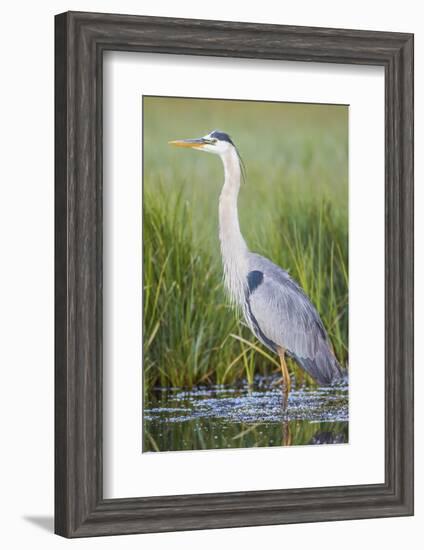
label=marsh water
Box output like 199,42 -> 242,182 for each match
143,378 -> 348,452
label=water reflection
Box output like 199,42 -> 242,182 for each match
143,380 -> 348,452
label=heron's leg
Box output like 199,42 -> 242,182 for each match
277,346 -> 291,410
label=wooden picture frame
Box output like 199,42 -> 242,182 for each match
55,11 -> 414,538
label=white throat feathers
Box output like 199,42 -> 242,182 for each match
218,147 -> 249,307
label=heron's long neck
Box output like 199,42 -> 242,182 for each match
218,149 -> 248,305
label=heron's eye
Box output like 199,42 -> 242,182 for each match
211,139 -> 218,144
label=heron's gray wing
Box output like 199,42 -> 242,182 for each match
246,254 -> 341,385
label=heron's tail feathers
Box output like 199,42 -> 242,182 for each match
295,342 -> 346,387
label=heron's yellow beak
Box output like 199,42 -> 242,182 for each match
168,138 -> 205,149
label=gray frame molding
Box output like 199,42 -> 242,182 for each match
55,11 -> 414,538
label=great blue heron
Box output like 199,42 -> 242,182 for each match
169,130 -> 343,407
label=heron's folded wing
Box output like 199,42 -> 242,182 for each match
247,267 -> 343,385
247,272 -> 325,361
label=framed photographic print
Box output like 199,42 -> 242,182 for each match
142,96 -> 350,454
55,11 -> 414,537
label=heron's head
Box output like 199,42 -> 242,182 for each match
169,130 -> 235,156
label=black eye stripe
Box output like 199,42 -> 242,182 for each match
209,130 -> 234,145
